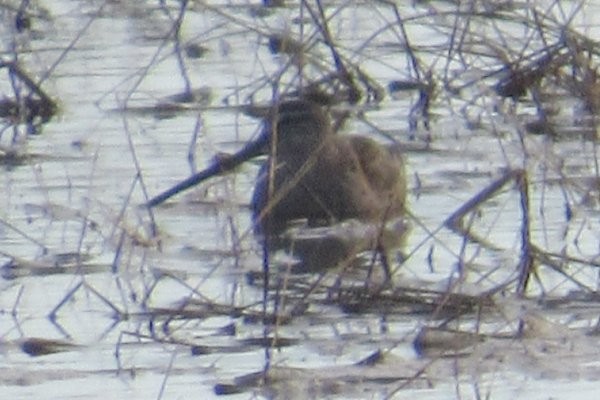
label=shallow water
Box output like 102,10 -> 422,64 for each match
2,1 -> 600,399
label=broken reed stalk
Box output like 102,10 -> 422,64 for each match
515,170 -> 533,295
388,1 -> 434,130
310,0 -> 361,103
0,61 -> 57,128
257,94 -> 281,383
121,113 -> 159,238
1,61 -> 54,109
444,169 -> 521,244
49,280 -> 127,323
170,0 -> 193,97
157,351 -> 177,400
442,169 -> 536,295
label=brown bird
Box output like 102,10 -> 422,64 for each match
147,99 -> 408,274
251,100 -> 406,232
147,99 -> 406,233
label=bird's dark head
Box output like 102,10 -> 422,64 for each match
262,99 -> 332,154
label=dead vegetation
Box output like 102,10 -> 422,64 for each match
4,0 -> 600,398
133,1 -> 600,395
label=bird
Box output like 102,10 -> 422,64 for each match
251,99 -> 407,233
147,99 -> 406,231
146,98 -> 408,275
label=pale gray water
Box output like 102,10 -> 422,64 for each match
2,1 -> 600,399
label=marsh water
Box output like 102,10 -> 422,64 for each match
3,1 -> 600,399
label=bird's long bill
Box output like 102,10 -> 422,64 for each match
146,134 -> 267,208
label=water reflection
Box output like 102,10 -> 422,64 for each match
264,218 -> 408,275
